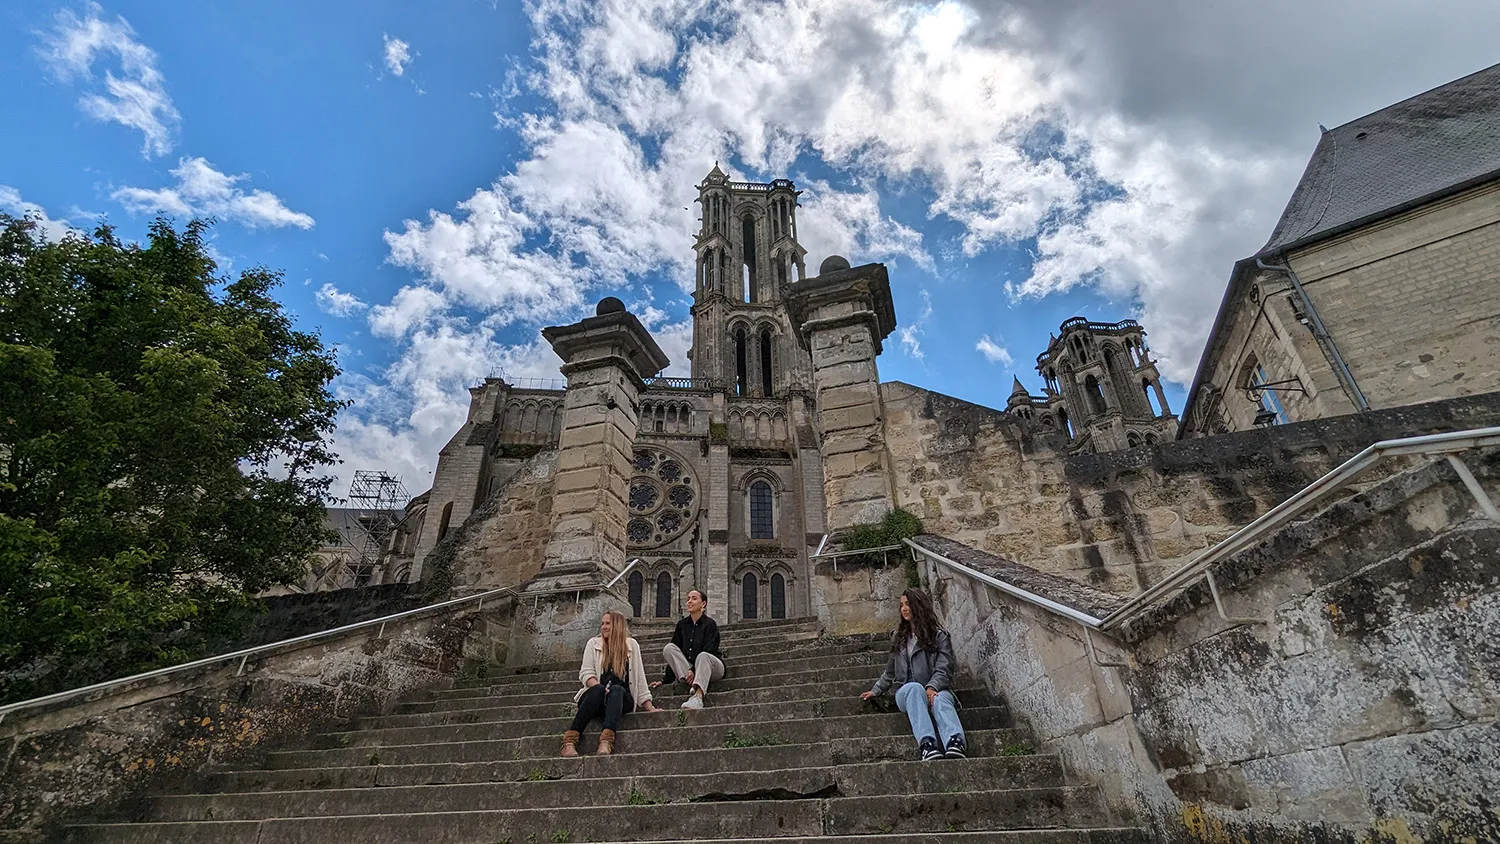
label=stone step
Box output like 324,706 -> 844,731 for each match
362,689 -> 997,732
453,640 -> 891,690
319,703 -> 1008,750
268,712 -> 1017,769
428,661 -> 889,702
195,743 -> 1058,794
149,756 -> 1062,821
69,786 -> 1109,843
626,615 -> 822,638
636,624 -> 823,646
401,676 -> 946,714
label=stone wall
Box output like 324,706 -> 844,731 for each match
883,381 -> 1500,593
1187,179 -> 1500,437
922,445 -> 1500,842
1288,179 -> 1500,411
0,600 -> 515,834
438,450 -> 558,594
810,554 -> 910,636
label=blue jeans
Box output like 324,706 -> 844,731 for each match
895,681 -> 965,747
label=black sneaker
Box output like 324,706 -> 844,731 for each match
919,738 -> 942,761
944,736 -> 967,759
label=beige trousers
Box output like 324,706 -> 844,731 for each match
663,643 -> 725,696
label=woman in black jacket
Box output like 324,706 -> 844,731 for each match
861,588 -> 967,761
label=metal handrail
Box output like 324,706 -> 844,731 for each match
906,425 -> 1500,639
0,567 -> 636,724
607,557 -> 642,589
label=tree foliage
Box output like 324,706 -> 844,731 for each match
0,215 -> 344,703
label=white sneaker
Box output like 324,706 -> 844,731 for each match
680,693 -> 705,710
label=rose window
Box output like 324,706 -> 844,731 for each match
627,519 -> 653,544
627,447 -> 699,548
629,481 -> 660,512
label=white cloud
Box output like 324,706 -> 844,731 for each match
796,180 -> 932,272
976,334 -> 1014,366
897,289 -> 933,361
0,186 -> 79,242
334,0 -> 1500,493
112,157 -> 315,230
369,285 -> 448,338
38,3 -> 179,158
383,34 -> 414,77
315,283 -> 368,317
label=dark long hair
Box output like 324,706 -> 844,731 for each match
893,588 -> 942,653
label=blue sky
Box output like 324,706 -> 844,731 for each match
5,1 -> 1498,497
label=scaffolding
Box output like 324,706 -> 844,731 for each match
343,470 -> 410,588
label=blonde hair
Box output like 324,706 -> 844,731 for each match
600,611 -> 632,679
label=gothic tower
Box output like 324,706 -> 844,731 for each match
1013,317 -> 1177,453
691,165 -> 809,395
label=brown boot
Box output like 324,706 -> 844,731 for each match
597,728 -> 616,755
560,730 -> 580,758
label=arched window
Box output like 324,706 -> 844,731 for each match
628,571 -> 644,617
655,571 -> 672,618
1143,378 -> 1162,416
741,215 -> 757,302
1057,407 -> 1074,440
759,329 -> 774,396
742,572 -> 758,619
770,573 -> 786,619
1085,375 -> 1107,414
436,501 -> 454,542
734,328 -> 748,396
749,481 -> 774,539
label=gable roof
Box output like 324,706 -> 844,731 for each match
1259,62 -> 1500,256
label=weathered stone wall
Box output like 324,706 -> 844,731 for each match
810,555 -> 910,636
441,450 -> 558,593
0,601 -> 514,834
924,445 -> 1500,842
884,381 -> 1500,593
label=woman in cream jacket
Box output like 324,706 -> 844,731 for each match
562,610 -> 657,756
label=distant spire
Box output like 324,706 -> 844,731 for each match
1010,375 -> 1028,396
707,161 -> 726,179
1319,123 -> 1329,133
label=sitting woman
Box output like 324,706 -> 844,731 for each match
860,588 -> 967,761
562,610 -> 657,756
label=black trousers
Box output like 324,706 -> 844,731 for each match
571,683 -> 634,733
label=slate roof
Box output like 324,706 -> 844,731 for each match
1260,62 -> 1500,255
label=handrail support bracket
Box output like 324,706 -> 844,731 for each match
1444,454 -> 1500,523
1204,570 -> 1268,625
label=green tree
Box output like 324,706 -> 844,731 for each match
0,215 -> 344,703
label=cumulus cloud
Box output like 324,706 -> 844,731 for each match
335,0 -> 1500,494
38,3 -> 180,158
0,186 -> 79,242
112,157 -> 315,230
976,335 -> 1014,366
383,34 -> 414,77
315,283 -> 367,317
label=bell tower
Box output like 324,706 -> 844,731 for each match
690,165 -> 809,395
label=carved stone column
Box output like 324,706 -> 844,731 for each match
785,258 -> 899,533
509,298 -> 669,664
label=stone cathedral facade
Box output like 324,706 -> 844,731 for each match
408,167 -> 831,624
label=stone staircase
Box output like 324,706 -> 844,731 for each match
64,616 -> 1145,843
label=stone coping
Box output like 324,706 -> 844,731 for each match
910,534 -> 1126,620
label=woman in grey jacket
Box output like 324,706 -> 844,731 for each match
861,588 -> 967,761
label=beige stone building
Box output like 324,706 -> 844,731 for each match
1180,62 -> 1500,437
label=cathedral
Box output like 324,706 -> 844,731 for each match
399,166 -> 832,622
